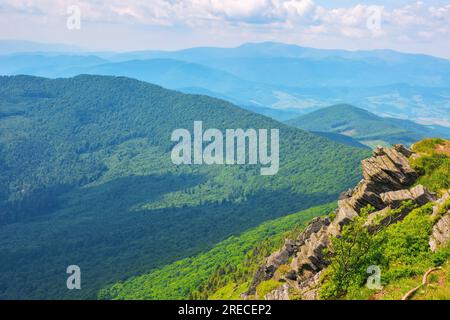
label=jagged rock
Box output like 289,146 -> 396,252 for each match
383,147 -> 417,180
298,271 -> 323,300
290,227 -> 330,282
248,217 -> 331,294
381,185 -> 436,209
430,191 -> 450,252
265,239 -> 297,269
393,144 -> 413,157
361,147 -> 417,191
373,145 -> 386,156
429,211 -> 450,252
380,189 -> 412,208
327,199 -> 358,236
365,185 -> 436,233
250,145 -> 431,300
289,145 -> 420,293
432,192 -> 450,218
365,206 -> 416,234
344,145 -> 417,214
339,188 -> 353,200
287,146 -> 421,289
296,217 -> 330,247
264,284 -> 290,300
347,180 -> 386,211
247,239 -> 297,294
410,185 -> 437,206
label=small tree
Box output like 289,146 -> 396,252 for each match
320,205 -> 382,299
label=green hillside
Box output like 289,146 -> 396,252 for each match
99,203 -> 337,300
310,131 -> 370,149
286,104 -> 446,148
0,75 -> 369,299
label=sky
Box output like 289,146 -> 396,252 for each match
1,0 -> 449,58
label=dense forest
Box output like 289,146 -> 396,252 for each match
0,75 -> 369,299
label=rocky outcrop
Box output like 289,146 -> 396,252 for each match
248,239 -> 297,294
296,270 -> 323,300
290,227 -> 329,282
251,145 -> 441,300
264,284 -> 290,300
248,217 -> 330,295
364,185 -> 437,233
381,185 -> 436,209
429,192 -> 450,252
297,217 -> 331,247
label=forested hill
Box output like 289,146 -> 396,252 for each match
286,104 -> 449,148
0,75 -> 369,299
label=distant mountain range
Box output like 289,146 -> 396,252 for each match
1,41 -> 449,126
286,104 -> 450,148
0,40 -> 83,54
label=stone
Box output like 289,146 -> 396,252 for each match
347,180 -> 385,211
296,217 -> 330,246
432,191 -> 449,218
393,144 -> 413,157
409,185 -> 437,206
429,191 -> 450,252
339,188 -> 353,200
290,228 -> 330,282
429,211 -> 450,252
247,238 -> 297,294
361,146 -> 417,191
380,185 -> 436,209
298,271 -> 323,300
264,284 -> 290,300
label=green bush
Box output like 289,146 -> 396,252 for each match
320,206 -> 383,299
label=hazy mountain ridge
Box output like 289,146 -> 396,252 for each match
1,42 -> 449,125
286,104 -> 450,148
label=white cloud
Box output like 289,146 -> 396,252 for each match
0,0 -> 449,58
0,0 -> 317,25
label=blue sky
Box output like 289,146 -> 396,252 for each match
1,0 -> 449,58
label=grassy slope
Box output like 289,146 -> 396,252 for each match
365,255 -> 450,300
99,203 -> 337,300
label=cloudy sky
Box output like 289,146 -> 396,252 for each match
1,0 -> 449,58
